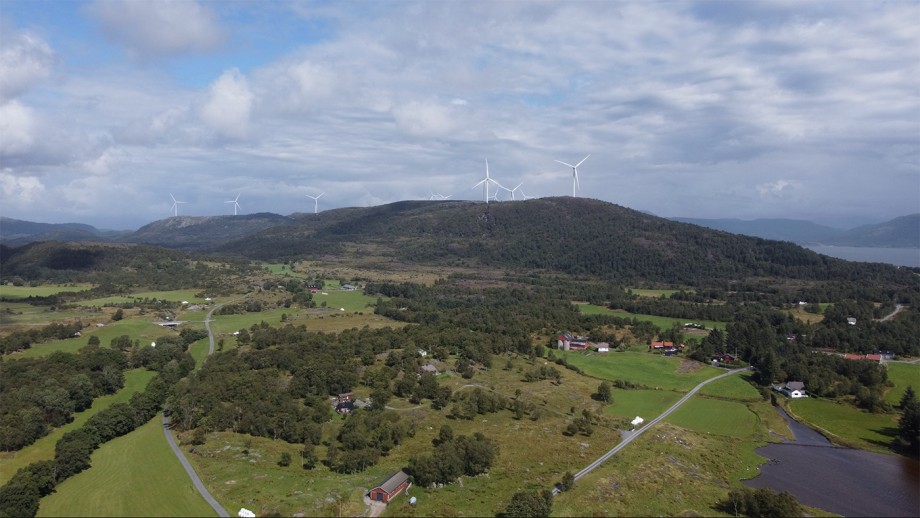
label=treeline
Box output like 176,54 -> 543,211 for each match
0,321 -> 84,355
0,361 -> 189,518
1,330 -> 201,451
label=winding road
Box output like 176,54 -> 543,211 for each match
554,366 -> 751,494
162,303 -> 230,518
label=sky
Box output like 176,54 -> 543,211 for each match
1,0 -> 918,230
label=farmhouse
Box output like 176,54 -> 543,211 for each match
649,341 -> 685,352
712,353 -> 737,364
775,381 -> 808,398
557,332 -> 589,350
369,470 -> 410,503
595,342 -> 610,353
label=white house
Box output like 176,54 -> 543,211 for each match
596,343 -> 610,353
847,317 -> 857,326
775,381 -> 808,398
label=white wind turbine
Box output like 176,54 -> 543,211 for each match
554,154 -> 590,197
169,193 -> 187,217
225,193 -> 242,215
472,159 -> 505,203
305,192 -> 325,214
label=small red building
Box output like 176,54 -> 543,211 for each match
369,470 -> 410,503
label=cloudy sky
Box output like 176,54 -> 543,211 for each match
1,0 -> 918,230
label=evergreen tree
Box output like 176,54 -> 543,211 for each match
898,385 -> 920,452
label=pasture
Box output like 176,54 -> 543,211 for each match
0,283 -> 93,299
0,369 -> 156,485
574,303 -> 727,331
884,362 -> 920,405
787,398 -> 898,453
562,351 -> 722,392
666,397 -> 758,438
603,389 -> 682,420
627,288 -> 682,298
699,372 -> 762,402
175,353 -> 624,518
77,289 -> 217,307
11,317 -> 188,359
37,415 -> 216,517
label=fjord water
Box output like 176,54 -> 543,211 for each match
805,245 -> 920,267
744,406 -> 920,517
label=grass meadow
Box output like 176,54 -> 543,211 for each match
666,398 -> 759,438
0,369 -> 156,485
699,372 -> 762,401
574,303 -> 727,331
37,415 -> 216,517
884,362 -> 920,405
11,317 -> 192,359
561,350 -> 722,391
603,389 -> 682,420
0,301 -> 103,330
627,288 -> 682,298
787,397 -> 899,453
0,284 -> 93,299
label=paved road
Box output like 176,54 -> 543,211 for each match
553,366 -> 751,494
162,303 -> 229,518
879,304 -> 904,322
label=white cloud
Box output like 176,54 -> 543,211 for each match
756,179 -> 802,200
0,169 -> 45,205
391,100 -> 463,138
199,69 -> 254,140
0,101 -> 37,155
0,28 -> 55,100
86,0 -> 223,59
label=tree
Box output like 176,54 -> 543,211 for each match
112,309 -> 123,321
596,381 -> 612,403
278,452 -> 292,467
503,489 -> 553,518
87,335 -> 100,347
560,471 -> 575,492
898,385 -> 920,452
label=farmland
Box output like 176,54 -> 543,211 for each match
787,397 -> 899,453
884,362 -> 920,405
574,303 -> 727,331
562,350 -> 722,392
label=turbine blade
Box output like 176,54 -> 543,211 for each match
555,160 -> 575,168
473,179 -> 487,189
576,154 -> 590,167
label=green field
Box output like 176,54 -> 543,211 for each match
562,351 -> 722,391
627,288 -> 682,298
0,301 -> 102,328
77,289 -> 218,307
11,317 -> 193,359
603,389 -> 682,420
884,362 -> 920,405
0,284 -> 93,299
788,398 -> 898,452
699,372 -> 762,401
37,415 -> 216,517
666,397 -> 759,438
574,303 -> 727,331
0,368 -> 156,485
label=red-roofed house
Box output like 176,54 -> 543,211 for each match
369,470 -> 410,503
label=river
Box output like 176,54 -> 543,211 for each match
744,406 -> 920,517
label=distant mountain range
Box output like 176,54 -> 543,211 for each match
670,214 -> 919,248
1,208 -> 917,252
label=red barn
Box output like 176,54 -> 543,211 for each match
369,470 -> 410,503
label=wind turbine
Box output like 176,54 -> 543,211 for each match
225,193 -> 242,215
305,192 -> 325,214
472,159 -> 505,203
554,154 -> 590,197
169,193 -> 187,217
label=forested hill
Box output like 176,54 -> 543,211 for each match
825,213 -> 920,248
218,197 -> 912,286
123,213 -> 294,250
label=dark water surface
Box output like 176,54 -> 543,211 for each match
744,406 -> 920,517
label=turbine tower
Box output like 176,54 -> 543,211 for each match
305,192 -> 325,214
472,159 -> 505,203
225,193 -> 242,215
169,193 -> 187,217
554,154 -> 590,197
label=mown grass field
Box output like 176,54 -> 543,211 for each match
627,288 -> 682,298
37,414 -> 216,517
11,317 -> 190,359
77,289 -> 218,307
0,284 -> 93,299
884,362 -> 920,405
0,301 -> 103,330
603,389 -> 682,420
787,397 -> 899,453
574,303 -> 727,331
699,372 -> 762,401
0,368 -> 156,485
666,397 -> 759,438
562,350 -> 722,391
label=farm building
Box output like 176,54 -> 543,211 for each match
369,470 -> 410,503
557,332 -> 589,350
649,341 -> 685,352
843,353 -> 882,362
712,353 -> 737,364
775,381 -> 808,398
595,343 -> 610,353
